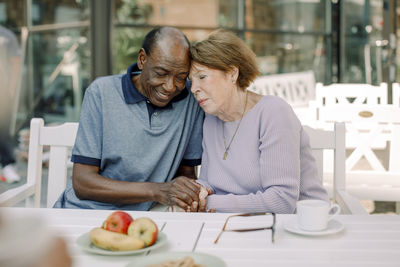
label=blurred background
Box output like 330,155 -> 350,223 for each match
1,0 -> 399,213
0,0 -> 398,131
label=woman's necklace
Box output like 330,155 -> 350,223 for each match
222,92 -> 248,160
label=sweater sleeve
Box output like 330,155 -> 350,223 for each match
206,98 -> 302,213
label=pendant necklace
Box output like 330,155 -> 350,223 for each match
222,92 -> 248,160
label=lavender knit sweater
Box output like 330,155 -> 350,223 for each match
198,96 -> 328,213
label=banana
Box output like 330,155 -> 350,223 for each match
89,227 -> 145,251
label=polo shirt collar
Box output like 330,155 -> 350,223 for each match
121,63 -> 189,106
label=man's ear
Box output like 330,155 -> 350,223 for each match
137,48 -> 147,70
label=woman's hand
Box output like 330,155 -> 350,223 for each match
198,186 -> 213,212
155,176 -> 201,211
166,184 -> 213,212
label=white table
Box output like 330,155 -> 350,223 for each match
1,208 -> 400,267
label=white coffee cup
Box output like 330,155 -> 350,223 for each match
296,200 -> 341,231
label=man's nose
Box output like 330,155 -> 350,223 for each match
164,76 -> 175,92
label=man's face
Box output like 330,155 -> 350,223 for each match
138,39 -> 190,107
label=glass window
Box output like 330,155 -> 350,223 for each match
31,0 -> 89,25
113,0 -> 152,25
112,27 -> 216,74
0,0 -> 25,31
114,0 -> 221,28
26,28 -> 90,123
218,0 -> 239,28
246,0 -> 328,32
112,26 -> 152,74
112,0 -> 331,81
397,0 -> 400,82
341,0 -> 384,83
245,32 -> 328,82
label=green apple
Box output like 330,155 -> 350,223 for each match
127,217 -> 158,246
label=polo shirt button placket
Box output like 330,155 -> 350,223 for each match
151,112 -> 159,128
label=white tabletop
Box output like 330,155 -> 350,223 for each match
1,208 -> 399,267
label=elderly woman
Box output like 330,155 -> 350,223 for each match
189,30 -> 328,213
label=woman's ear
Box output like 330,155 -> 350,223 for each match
137,48 -> 147,70
230,66 -> 239,83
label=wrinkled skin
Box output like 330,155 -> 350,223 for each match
134,31 -> 190,107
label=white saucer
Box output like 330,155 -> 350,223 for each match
284,218 -> 344,236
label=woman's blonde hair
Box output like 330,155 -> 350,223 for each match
190,29 -> 260,89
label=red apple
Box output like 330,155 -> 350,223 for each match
127,217 -> 158,246
102,210 -> 133,234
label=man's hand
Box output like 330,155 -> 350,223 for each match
155,176 -> 201,211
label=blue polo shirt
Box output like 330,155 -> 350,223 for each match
55,63 -> 204,210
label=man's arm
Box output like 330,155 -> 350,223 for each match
175,164 -> 197,179
72,163 -> 201,210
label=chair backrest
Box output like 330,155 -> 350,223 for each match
303,122 -> 345,191
318,104 -> 400,172
247,71 -> 315,107
393,83 -> 400,107
32,118 -> 78,207
303,122 -> 367,214
315,83 -> 388,106
0,118 -> 78,207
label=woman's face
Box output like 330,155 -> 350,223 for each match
189,62 -> 233,116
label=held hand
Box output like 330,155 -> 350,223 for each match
198,186 -> 213,212
156,176 -> 201,211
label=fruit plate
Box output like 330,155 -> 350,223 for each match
125,251 -> 226,267
76,232 -> 167,256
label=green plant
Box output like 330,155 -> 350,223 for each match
113,0 -> 152,74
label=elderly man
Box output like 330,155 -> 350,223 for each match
54,27 -> 204,211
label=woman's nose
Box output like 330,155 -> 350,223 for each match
190,80 -> 198,94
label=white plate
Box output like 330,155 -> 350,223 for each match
284,218 -> 344,236
125,252 -> 226,267
76,231 -> 167,256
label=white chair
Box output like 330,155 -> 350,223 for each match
312,83 -> 390,150
314,83 -> 388,106
248,71 -> 315,108
318,105 -> 400,212
0,118 -> 78,208
247,71 -> 317,126
319,105 -> 400,171
393,83 -> 400,107
304,122 -> 367,214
